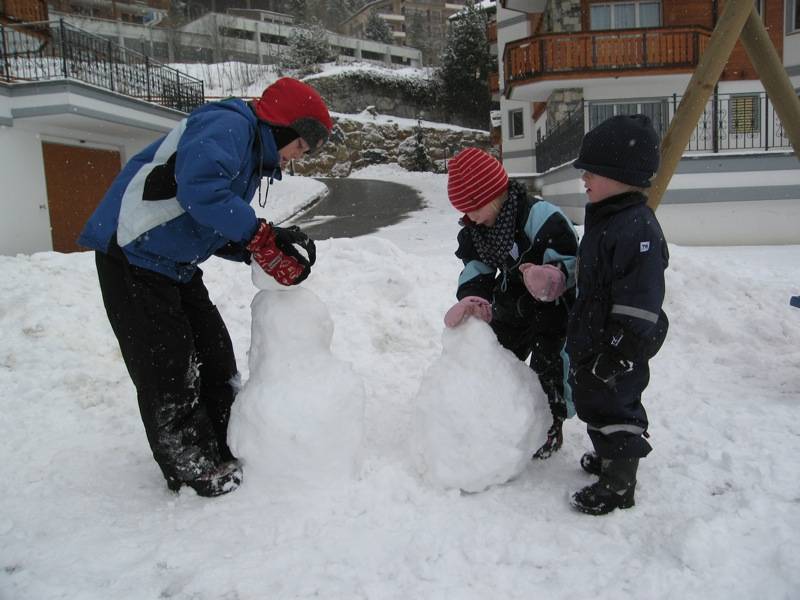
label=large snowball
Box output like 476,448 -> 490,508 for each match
412,319 -> 549,493
228,267 -> 365,490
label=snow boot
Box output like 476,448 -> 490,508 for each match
533,418 -> 564,460
579,451 -> 606,476
169,461 -> 243,497
570,457 -> 639,515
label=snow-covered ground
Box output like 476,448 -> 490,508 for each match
2,165 -> 800,599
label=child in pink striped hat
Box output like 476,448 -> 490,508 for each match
444,147 -> 579,459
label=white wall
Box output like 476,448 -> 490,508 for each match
501,99 -> 536,174
784,0 -> 800,72
0,127 -> 52,255
656,199 -> 800,245
0,124 -> 159,256
785,33 -> 800,71
581,74 -> 692,102
497,6 -> 537,174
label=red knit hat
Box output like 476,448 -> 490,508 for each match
253,78 -> 333,152
447,147 -> 509,213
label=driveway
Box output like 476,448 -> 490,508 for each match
287,178 -> 424,240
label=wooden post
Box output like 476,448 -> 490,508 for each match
647,0 -> 755,211
739,6 -> 800,160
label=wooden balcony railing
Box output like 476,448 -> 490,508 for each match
488,71 -> 499,93
504,26 -> 711,93
1,0 -> 48,23
487,21 -> 497,43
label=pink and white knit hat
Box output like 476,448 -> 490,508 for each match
447,147 -> 509,213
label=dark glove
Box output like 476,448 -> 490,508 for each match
246,220 -> 316,286
574,353 -> 633,391
532,417 -> 564,460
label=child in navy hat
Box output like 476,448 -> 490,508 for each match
567,114 -> 670,515
444,147 -> 579,459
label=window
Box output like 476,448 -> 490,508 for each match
260,32 -> 288,46
793,0 -> 800,31
590,1 -> 661,30
219,27 -> 253,40
509,109 -> 524,138
590,5 -> 611,29
639,2 -> 661,26
615,3 -> 636,28
729,95 -> 760,134
588,99 -> 668,137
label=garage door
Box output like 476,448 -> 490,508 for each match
42,142 -> 121,253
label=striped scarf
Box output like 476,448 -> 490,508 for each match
469,194 -> 518,269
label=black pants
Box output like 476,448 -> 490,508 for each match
491,318 -> 568,420
570,361 -> 652,459
95,248 -> 238,485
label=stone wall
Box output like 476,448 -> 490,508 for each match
546,88 -> 584,131
305,70 -> 478,129
543,0 -> 582,32
292,115 -> 493,177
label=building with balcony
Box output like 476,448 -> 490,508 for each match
339,0 -> 467,65
0,15 -> 201,255
496,0 -> 800,245
52,8 -> 422,67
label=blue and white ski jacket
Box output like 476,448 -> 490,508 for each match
78,99 -> 281,282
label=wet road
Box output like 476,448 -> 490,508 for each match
287,178 -> 424,240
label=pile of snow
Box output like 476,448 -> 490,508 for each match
412,319 -> 549,492
228,267 -> 365,491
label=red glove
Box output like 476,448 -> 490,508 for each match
246,220 -> 315,286
444,296 -> 493,328
519,263 -> 566,302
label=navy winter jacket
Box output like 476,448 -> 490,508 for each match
566,191 -> 669,366
78,99 -> 281,282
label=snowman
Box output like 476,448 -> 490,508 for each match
228,265 -> 366,491
411,318 -> 549,493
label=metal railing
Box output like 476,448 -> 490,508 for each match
535,104 -> 585,173
678,91 -> 790,153
0,19 -> 204,112
535,91 -> 791,172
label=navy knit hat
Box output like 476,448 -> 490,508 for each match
573,114 -> 660,187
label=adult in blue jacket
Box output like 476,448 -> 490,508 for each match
79,77 -> 333,497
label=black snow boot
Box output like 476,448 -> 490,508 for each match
570,457 -> 639,515
579,451 -> 606,476
533,417 -> 564,460
169,461 -> 243,497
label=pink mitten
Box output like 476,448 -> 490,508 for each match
444,296 -> 493,328
519,263 -> 566,302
